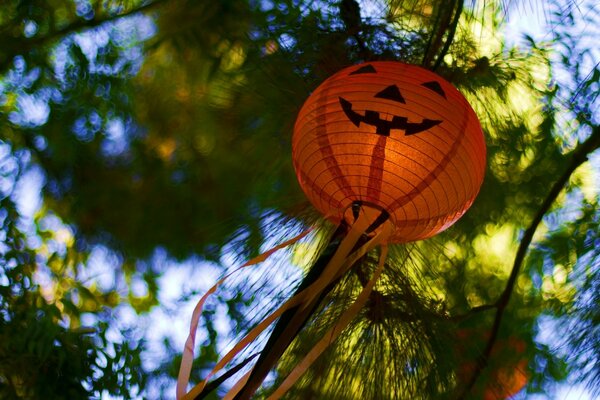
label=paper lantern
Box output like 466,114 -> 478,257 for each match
293,61 -> 486,243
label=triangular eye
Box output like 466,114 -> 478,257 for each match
374,85 -> 406,103
350,64 -> 377,75
421,81 -> 446,98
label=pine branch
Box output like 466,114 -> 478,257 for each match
432,0 -> 464,71
458,124 -> 600,399
422,0 -> 464,68
0,0 -> 167,74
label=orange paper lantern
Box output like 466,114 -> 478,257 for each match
293,61 -> 486,243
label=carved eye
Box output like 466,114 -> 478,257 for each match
421,81 -> 446,99
374,85 -> 406,104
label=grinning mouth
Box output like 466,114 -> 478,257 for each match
339,97 -> 442,136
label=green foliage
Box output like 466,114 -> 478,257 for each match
0,195 -> 145,398
0,0 -> 598,398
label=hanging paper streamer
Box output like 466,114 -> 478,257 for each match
177,227 -> 315,399
230,204 -> 394,400
267,238 -> 391,399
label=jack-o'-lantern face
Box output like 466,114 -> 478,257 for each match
338,64 -> 447,137
292,61 -> 486,244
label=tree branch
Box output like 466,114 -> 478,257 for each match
450,303 -> 497,322
422,0 -> 464,69
432,0 -> 463,71
458,124 -> 600,399
45,0 -> 166,41
0,0 -> 167,74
